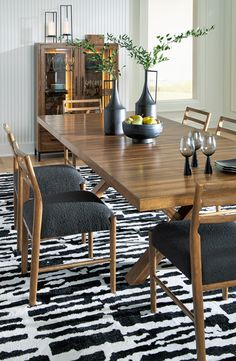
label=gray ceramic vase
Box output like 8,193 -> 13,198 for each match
135,70 -> 157,117
104,80 -> 126,135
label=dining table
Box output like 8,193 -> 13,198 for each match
37,112 -> 236,285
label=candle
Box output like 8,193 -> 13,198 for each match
63,19 -> 70,35
47,21 -> 56,36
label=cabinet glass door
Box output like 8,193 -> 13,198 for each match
82,45 -> 116,108
44,48 -> 75,114
83,52 -> 103,99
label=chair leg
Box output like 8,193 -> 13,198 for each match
21,222 -> 29,274
192,284 -> 206,360
80,183 -> 86,191
80,184 -> 86,243
88,232 -> 93,258
29,234 -> 41,307
14,189 -> 17,230
222,288 -> 228,300
110,216 -> 116,293
72,153 -> 77,167
17,184 -> 23,254
149,232 -> 157,313
16,206 -> 22,253
81,233 -> 87,243
64,147 -> 69,165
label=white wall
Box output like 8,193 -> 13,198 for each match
0,0 -> 132,155
201,0 -> 236,125
0,0 -> 235,155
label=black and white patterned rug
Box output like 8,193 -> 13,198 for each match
0,167 -> 236,361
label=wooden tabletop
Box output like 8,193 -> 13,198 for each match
37,113 -> 236,212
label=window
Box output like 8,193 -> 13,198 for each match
148,0 -> 194,100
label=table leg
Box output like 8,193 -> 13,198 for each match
125,249 -> 164,285
92,180 -> 109,197
125,205 -> 193,285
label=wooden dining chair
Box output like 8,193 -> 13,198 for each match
63,99 -> 102,167
63,98 -> 102,114
3,123 -> 86,251
216,115 -> 236,140
215,116 -> 236,212
182,106 -> 211,131
149,180 -> 236,361
13,142 -> 116,306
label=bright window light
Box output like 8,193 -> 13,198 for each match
149,0 -> 193,100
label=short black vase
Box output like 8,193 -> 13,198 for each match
104,80 -> 126,135
135,69 -> 157,117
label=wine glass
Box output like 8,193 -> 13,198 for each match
188,130 -> 202,167
201,135 -> 216,174
180,136 -> 195,176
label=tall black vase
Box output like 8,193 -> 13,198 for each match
135,69 -> 157,117
104,80 -> 126,135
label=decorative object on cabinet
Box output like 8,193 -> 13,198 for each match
44,11 -> 57,43
107,26 -> 214,116
35,38 -> 119,160
60,5 -> 73,42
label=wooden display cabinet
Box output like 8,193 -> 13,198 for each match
35,38 -> 118,160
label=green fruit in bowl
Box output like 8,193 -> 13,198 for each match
143,116 -> 153,124
130,115 -> 143,125
143,116 -> 160,125
125,117 -> 133,124
150,119 -> 158,124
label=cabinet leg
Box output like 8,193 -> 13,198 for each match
37,152 -> 41,162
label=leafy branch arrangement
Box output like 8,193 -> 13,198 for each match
68,38 -> 121,79
107,26 -> 214,70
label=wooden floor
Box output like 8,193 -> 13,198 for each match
0,153 -> 84,173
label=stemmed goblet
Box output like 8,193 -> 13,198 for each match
180,136 -> 195,176
189,130 -> 202,167
201,135 -> 216,174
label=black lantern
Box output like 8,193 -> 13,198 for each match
45,11 -> 57,43
60,5 -> 73,42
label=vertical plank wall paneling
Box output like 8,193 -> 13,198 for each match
0,0 -> 130,155
231,1 -> 236,112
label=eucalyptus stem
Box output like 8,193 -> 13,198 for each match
68,38 -> 120,80
107,25 -> 214,70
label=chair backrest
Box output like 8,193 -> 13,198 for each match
182,107 -> 211,131
191,180 -> 236,249
12,141 -> 42,235
63,99 -> 102,114
3,123 -> 19,173
215,116 -> 236,140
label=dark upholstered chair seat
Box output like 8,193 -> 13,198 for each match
152,220 -> 236,285
14,164 -> 85,196
24,191 -> 113,238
